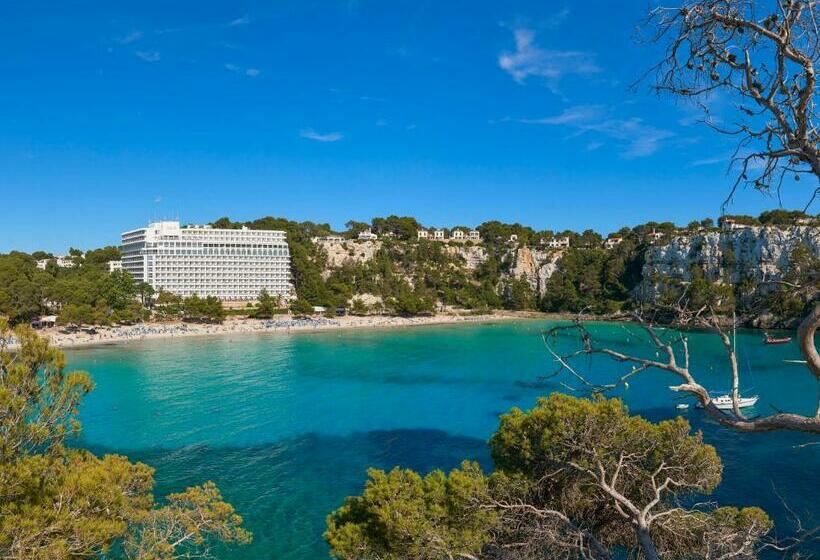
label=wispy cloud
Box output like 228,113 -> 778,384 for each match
498,28 -> 599,88
228,15 -> 250,26
543,7 -> 570,28
154,195 -> 163,203
517,105 -> 605,125
514,105 -> 674,158
135,50 -> 161,63
359,95 -> 389,103
689,156 -> 725,167
225,63 -> 260,77
117,31 -> 143,45
300,129 -> 344,142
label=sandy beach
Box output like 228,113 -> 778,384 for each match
27,312 -> 534,349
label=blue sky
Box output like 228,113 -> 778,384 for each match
0,0 -> 814,252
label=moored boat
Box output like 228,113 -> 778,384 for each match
763,332 -> 791,345
702,395 -> 759,410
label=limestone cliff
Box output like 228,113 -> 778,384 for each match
315,239 -> 382,273
637,226 -> 820,300
511,246 -> 562,296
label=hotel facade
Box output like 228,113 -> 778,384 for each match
121,221 -> 292,301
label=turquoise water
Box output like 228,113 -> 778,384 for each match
67,321 -> 819,559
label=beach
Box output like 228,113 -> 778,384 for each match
31,312 -> 529,349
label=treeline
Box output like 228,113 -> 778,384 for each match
2,209 -> 815,325
0,249 -> 150,325
0,251 -> 226,326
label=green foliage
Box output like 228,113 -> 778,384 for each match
540,245 -> 643,314
349,298 -> 369,316
658,266 -> 736,314
182,295 -> 225,323
503,277 -> 536,310
0,253 -> 51,323
388,286 -> 436,316
83,246 -> 121,266
757,209 -> 811,225
328,394 -> 770,560
370,215 -> 421,240
289,298 -> 315,315
719,214 -> 760,227
477,221 -> 536,246
325,462 -> 497,560
0,320 -> 251,559
251,289 -> 279,319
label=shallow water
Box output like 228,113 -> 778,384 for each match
68,320 -> 819,559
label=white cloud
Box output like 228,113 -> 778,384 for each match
135,50 -> 160,62
689,156 -> 725,167
117,31 -> 143,44
517,105 -> 605,125
498,28 -> 599,86
300,129 -> 344,142
229,15 -> 250,26
515,105 -> 674,158
225,63 -> 260,77
154,196 -> 163,203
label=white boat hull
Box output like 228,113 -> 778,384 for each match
708,396 -> 759,410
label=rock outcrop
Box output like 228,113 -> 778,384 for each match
637,226 -> 820,300
315,240 -> 382,270
512,246 -> 562,296
445,244 -> 488,270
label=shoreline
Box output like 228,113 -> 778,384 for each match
18,311 -> 793,351
37,311 -> 569,350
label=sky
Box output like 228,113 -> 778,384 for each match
0,0 -> 815,253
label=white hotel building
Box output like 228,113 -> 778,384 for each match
121,221 -> 292,301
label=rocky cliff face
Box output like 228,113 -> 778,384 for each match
315,239 -> 382,271
445,244 -> 488,270
512,246 -> 562,296
637,226 -> 820,300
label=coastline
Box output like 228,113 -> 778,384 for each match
13,310 -> 793,351
36,311 -> 565,350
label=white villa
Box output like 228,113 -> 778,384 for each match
720,218 -> 751,231
417,228 -> 481,242
36,256 -> 76,269
604,237 -> 623,249
357,228 -> 378,241
311,235 -> 345,243
543,237 -> 570,249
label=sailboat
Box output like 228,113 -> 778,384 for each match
702,313 -> 759,411
704,394 -> 759,410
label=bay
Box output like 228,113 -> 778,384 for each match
68,320 -> 819,559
